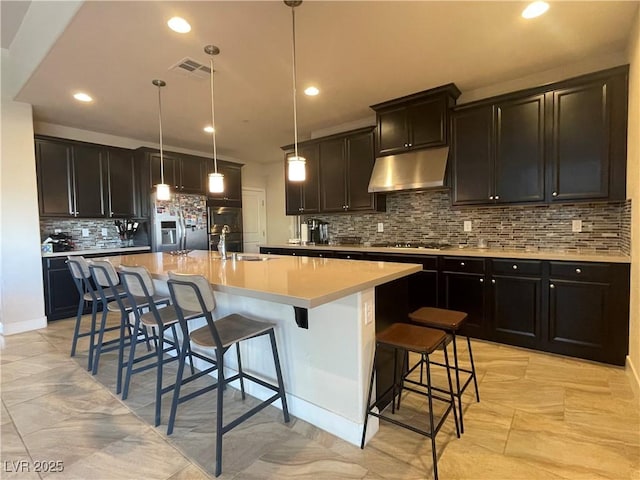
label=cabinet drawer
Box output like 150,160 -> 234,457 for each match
366,253 -> 437,271
492,259 -> 542,276
549,262 -> 610,282
441,257 -> 485,274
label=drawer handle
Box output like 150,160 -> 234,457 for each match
550,284 -> 555,289
460,262 -> 465,266
512,264 -> 518,270
576,268 -> 581,274
495,195 -> 500,200
489,196 -> 494,200
491,279 -> 496,284
552,191 -> 558,197
479,278 -> 484,283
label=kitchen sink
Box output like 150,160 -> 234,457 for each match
235,255 -> 271,261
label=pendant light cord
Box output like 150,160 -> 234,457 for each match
157,84 -> 165,185
291,5 -> 300,160
209,57 -> 218,174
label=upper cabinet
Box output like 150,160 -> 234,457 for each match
106,148 -> 136,218
370,83 -> 461,157
283,127 -> 384,216
284,143 -> 320,215
147,150 -> 204,194
451,65 -> 628,206
206,161 -> 244,205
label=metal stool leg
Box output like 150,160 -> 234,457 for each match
87,301 -> 98,372
443,343 -> 460,438
92,306 -> 109,375
167,335 -> 190,436
269,330 -> 290,422
425,352 -> 439,480
215,350 -> 225,477
451,332 -> 464,433
154,328 -> 165,427
236,343 -> 246,400
122,311 -> 142,401
360,348 -> 377,449
467,336 -> 480,402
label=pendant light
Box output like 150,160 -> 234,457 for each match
285,0 -> 306,182
205,45 -> 224,194
152,79 -> 171,201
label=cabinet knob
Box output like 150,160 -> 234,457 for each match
408,143 -> 412,147
489,196 -> 494,200
512,264 -> 518,270
319,254 -> 323,257
292,253 -> 296,256
346,255 -> 351,259
491,279 -> 496,284
550,284 -> 555,289
495,195 -> 500,200
404,143 -> 408,148
552,192 -> 558,197
460,262 -> 465,266
479,278 -> 484,283
576,268 -> 581,274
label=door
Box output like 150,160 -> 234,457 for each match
242,188 -> 267,253
377,106 -> 408,156
73,144 -> 105,217
491,275 -> 542,348
107,148 -> 135,218
346,130 -> 376,211
36,139 -> 74,216
409,97 -> 447,148
319,138 -> 347,212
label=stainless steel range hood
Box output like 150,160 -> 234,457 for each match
367,147 -> 449,193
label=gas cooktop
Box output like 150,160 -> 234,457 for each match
371,242 -> 451,250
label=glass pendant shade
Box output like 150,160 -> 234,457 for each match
208,172 -> 224,193
288,155 -> 306,182
156,183 -> 171,200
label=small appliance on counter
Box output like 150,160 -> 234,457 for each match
307,219 -> 329,245
43,232 -> 74,252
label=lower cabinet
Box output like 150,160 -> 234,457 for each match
43,257 -> 81,321
259,247 -> 630,365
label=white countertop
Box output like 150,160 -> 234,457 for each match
103,250 -> 421,309
260,244 -> 630,264
42,246 -> 151,258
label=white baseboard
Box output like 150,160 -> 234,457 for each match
0,316 -> 47,336
626,355 -> 640,395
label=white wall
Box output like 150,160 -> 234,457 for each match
626,8 -> 640,390
265,161 -> 296,245
0,100 -> 47,334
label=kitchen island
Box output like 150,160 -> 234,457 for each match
105,250 -> 421,445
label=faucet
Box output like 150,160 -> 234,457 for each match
218,225 -> 230,260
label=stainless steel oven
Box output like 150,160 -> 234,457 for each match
207,203 -> 243,252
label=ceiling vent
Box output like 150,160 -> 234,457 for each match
169,57 -> 211,79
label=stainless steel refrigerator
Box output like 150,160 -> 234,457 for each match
151,193 -> 208,252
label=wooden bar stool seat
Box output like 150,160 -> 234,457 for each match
361,323 -> 460,480
408,307 -> 480,433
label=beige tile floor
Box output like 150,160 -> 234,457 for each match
1,314 -> 639,479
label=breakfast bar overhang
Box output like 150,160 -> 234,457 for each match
105,251 -> 421,445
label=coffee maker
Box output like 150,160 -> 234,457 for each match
307,219 -> 329,245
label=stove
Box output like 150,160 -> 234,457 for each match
371,241 -> 451,250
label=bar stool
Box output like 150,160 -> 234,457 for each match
118,265 -> 196,427
408,307 -> 480,433
166,272 -> 290,477
67,256 -> 126,371
361,323 -> 459,480
89,260 -> 166,394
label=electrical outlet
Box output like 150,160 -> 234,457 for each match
572,220 -> 582,233
377,222 -> 384,233
82,228 -> 90,237
464,221 -> 472,232
54,228 -> 62,234
364,302 -> 373,325
101,228 -> 108,237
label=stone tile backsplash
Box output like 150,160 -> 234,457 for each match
306,191 -> 631,254
40,218 -> 148,250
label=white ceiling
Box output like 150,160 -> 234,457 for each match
13,1 -> 639,165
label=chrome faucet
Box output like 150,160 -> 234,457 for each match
218,224 -> 230,260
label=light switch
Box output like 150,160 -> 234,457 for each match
101,228 -> 108,237
82,228 -> 90,237
377,222 -> 384,233
572,220 -> 582,233
54,228 -> 62,234
364,302 -> 373,325
464,221 -> 472,232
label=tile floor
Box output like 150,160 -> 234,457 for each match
1,314 -> 639,479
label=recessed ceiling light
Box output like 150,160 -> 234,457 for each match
73,92 -> 93,102
522,1 -> 549,19
168,17 -> 191,33
204,126 -> 215,133
304,86 -> 320,96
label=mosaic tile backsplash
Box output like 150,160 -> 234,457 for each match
306,191 -> 631,255
40,218 -> 149,250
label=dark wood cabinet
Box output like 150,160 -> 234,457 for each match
451,65 -> 628,206
207,161 -> 244,205
346,130 -> 379,211
150,152 -> 179,190
490,259 -> 543,349
36,139 -> 73,216
440,270 -> 488,339
371,83 -> 461,157
548,69 -> 627,202
450,105 -> 494,205
284,144 -> 320,215
36,137 -> 106,218
106,148 -> 135,218
43,257 -> 81,321
180,156 -> 204,193
319,137 -> 347,212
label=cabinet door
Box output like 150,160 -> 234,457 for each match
491,275 -> 542,348
150,153 -> 178,190
180,157 -> 204,193
549,80 -> 609,201
495,95 -> 545,203
346,130 -> 376,211
207,162 -> 242,202
408,97 -> 447,149
43,258 -> 81,321
450,106 -> 494,205
107,149 -> 135,218
73,144 -> 105,217
319,138 -> 347,212
547,279 -> 610,360
441,272 -> 487,339
36,140 -> 74,216
284,152 -> 303,215
377,106 -> 407,156
301,144 -> 320,213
